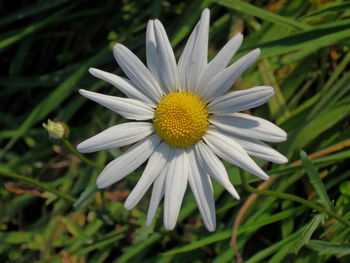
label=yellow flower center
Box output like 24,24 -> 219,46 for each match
153,91 -> 209,147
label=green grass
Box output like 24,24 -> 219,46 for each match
1,0 -> 350,262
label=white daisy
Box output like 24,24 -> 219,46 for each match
77,9 -> 287,231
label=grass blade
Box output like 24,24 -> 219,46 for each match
301,151 -> 335,211
217,0 -> 309,30
308,240 -> 350,256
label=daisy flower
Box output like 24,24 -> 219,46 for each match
77,9 -> 287,231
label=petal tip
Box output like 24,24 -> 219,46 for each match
145,219 -> 152,227
202,8 -> 210,16
261,174 -> 270,181
78,89 -> 87,95
164,222 -> 176,231
76,142 -> 85,153
96,176 -> 109,189
277,156 -> 288,164
206,224 -> 216,232
228,187 -> 240,200
124,202 -> 133,211
113,43 -> 124,55
254,48 -> 261,55
88,67 -> 97,74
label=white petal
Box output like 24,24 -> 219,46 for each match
96,134 -> 161,188
146,20 -> 161,86
146,166 -> 167,226
208,86 -> 274,115
79,89 -> 154,120
178,9 -> 209,92
77,122 -> 154,153
164,147 -> 189,230
210,113 -> 287,142
88,68 -> 155,107
124,142 -> 171,210
204,129 -> 269,180
152,19 -> 178,93
194,141 -> 239,199
113,43 -> 163,102
188,148 -> 216,231
197,33 -> 243,92
200,49 -> 261,102
230,135 -> 288,164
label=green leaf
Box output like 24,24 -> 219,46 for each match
0,231 -> 35,244
73,185 -> 98,210
0,6 -> 71,52
163,206 -> 305,255
0,0 -> 69,26
77,233 -> 123,256
162,230 -> 230,256
307,240 -> 350,256
256,20 -> 350,58
283,97 -> 350,155
300,151 -> 335,211
245,225 -> 308,263
301,2 -> 350,19
217,0 -> 309,30
288,214 -> 324,254
113,233 -> 162,263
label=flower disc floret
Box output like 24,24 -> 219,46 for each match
153,92 -> 209,147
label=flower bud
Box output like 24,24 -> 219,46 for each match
43,119 -> 70,141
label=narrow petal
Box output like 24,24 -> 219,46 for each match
146,20 -> 160,85
230,135 -> 288,164
96,134 -> 161,188
164,147 -> 189,230
77,122 -> 154,153
188,148 -> 216,231
208,86 -> 274,115
194,141 -> 239,199
178,9 -> 209,92
146,166 -> 167,226
197,33 -> 243,92
210,113 -> 287,142
124,142 -> 171,210
200,49 -> 261,101
79,89 -> 154,120
153,19 -> 178,93
204,129 -> 269,180
113,43 -> 163,102
88,68 -> 155,107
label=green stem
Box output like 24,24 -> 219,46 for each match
239,169 -> 350,227
63,140 -> 103,170
0,169 -> 76,203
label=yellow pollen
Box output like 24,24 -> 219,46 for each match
153,91 -> 209,147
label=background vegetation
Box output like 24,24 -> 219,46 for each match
1,0 -> 350,262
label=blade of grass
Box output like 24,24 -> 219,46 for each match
0,0 -> 69,27
301,2 -> 350,19
163,206 -> 305,255
0,6 -> 72,52
241,19 -> 350,58
283,97 -> 350,155
288,214 -> 324,254
307,240 -> 350,256
113,233 -> 162,263
245,225 -> 307,263
217,0 -> 309,30
300,151 -> 335,211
